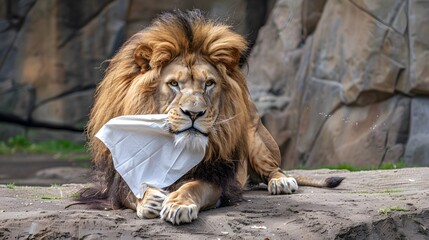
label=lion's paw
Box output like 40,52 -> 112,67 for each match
136,189 -> 167,219
160,197 -> 198,225
268,176 -> 298,195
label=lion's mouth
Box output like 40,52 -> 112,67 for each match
173,126 -> 209,151
175,127 -> 208,137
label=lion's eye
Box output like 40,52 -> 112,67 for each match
205,79 -> 215,87
168,80 -> 179,87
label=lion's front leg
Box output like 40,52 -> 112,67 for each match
248,118 -> 298,195
126,187 -> 167,219
267,170 -> 298,195
160,180 -> 221,225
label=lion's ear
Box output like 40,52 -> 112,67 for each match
203,29 -> 248,69
134,44 -> 152,72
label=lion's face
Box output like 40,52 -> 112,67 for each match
89,13 -> 250,163
158,57 -> 222,150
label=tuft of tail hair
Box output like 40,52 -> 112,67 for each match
69,171 -> 129,210
75,185 -> 113,210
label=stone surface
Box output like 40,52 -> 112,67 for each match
0,123 -> 26,141
301,0 -> 327,37
248,0 -> 429,168
0,168 -> 428,239
309,0 -> 406,104
27,128 -> 86,144
397,0 -> 429,94
58,0 -> 128,92
0,83 -> 34,122
31,89 -> 94,130
405,98 -> 429,166
306,96 -> 410,167
0,0 -> 127,138
0,0 -> 270,143
2,0 -> 429,168
126,0 -> 247,37
247,0 -> 303,105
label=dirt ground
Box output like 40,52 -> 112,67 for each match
0,168 -> 428,239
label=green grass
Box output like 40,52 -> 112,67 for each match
69,192 -> 81,199
0,135 -> 87,154
296,162 -> 407,172
37,195 -> 63,200
378,206 -> 407,214
6,183 -> 16,189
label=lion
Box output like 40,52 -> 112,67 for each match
79,10 -> 344,225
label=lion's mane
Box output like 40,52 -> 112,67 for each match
83,10 -> 252,208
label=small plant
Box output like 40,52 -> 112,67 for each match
0,136 -> 31,154
378,206 -> 407,214
38,195 -> 63,200
6,183 -> 16,189
69,192 -> 81,199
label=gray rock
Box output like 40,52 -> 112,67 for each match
405,98 -> 429,166
247,0 -> 303,105
2,0 -> 429,168
248,0 -> 429,168
0,82 -> 34,121
0,123 -> 26,140
306,96 -> 410,167
0,0 -> 266,143
310,0 -> 406,104
397,0 -> 429,94
126,0 -> 247,38
31,89 -> 94,130
58,0 -> 128,91
301,0 -> 327,37
27,128 -> 86,143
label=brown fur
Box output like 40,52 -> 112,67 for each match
80,10 -> 343,224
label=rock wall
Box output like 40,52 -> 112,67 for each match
0,0 -> 128,142
247,0 -> 429,167
0,0 -> 273,143
2,0 -> 427,168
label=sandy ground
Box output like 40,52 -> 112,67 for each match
0,168 -> 428,239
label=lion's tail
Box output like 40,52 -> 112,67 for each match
293,175 -> 345,188
70,171 -> 129,210
73,184 -> 114,210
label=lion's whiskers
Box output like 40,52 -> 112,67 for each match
214,114 -> 239,125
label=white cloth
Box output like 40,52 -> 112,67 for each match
95,114 -> 206,198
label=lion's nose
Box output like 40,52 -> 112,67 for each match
181,109 -> 206,121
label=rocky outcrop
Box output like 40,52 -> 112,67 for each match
0,0 -> 270,142
248,0 -> 429,168
2,1 -> 428,168
0,0 -> 127,142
